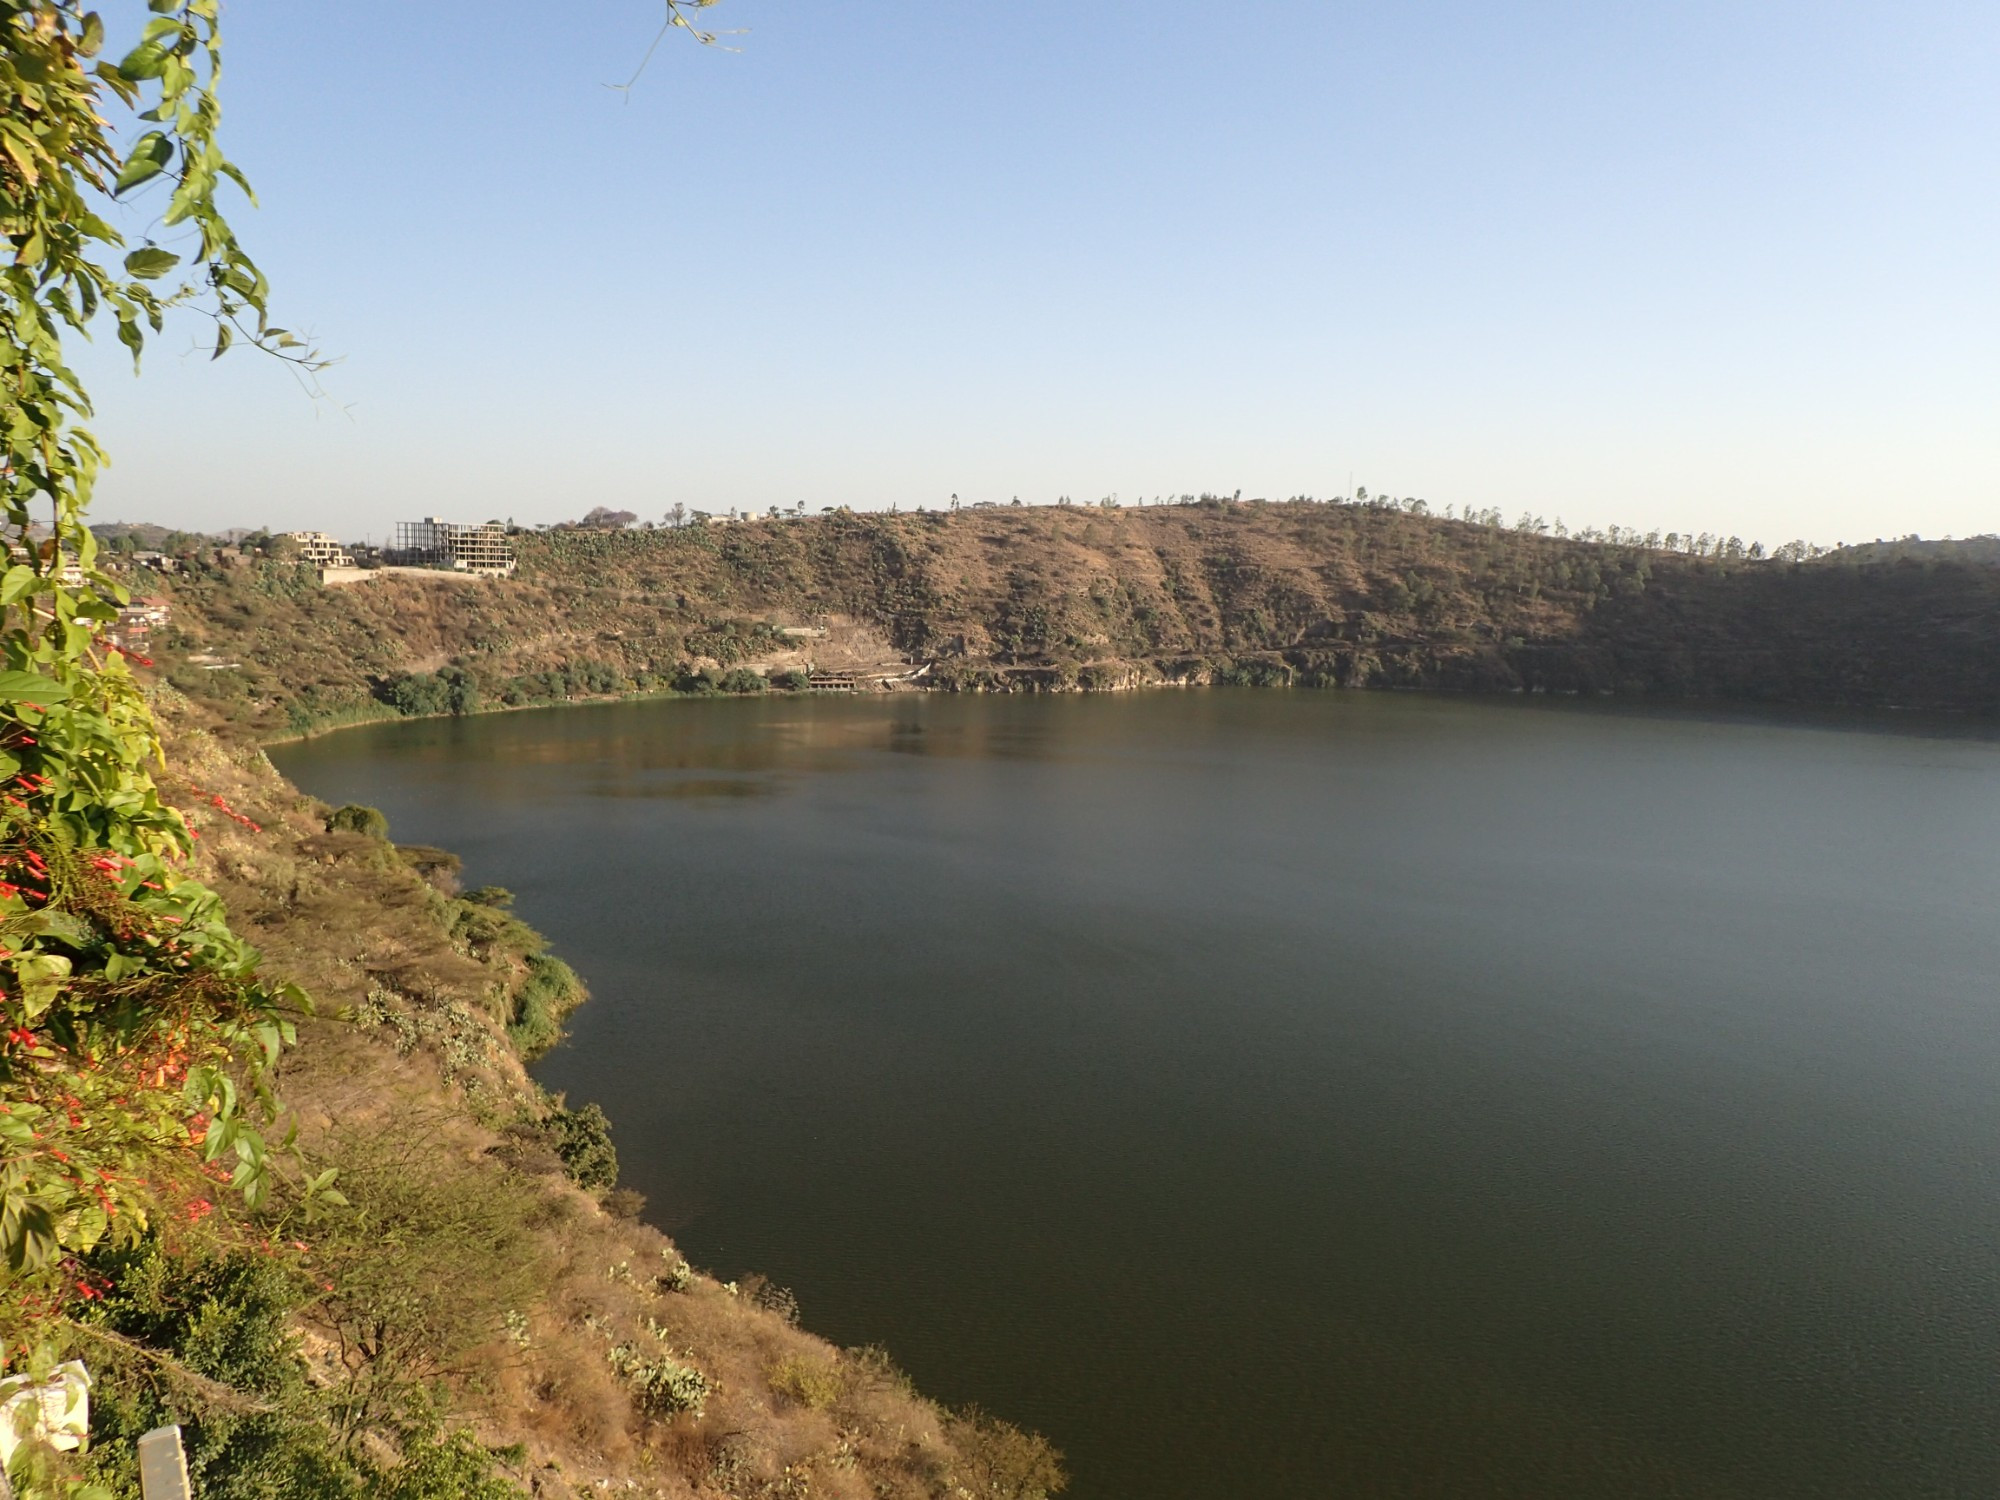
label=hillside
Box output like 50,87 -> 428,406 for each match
1826,535 -> 2000,567
145,502 -> 2000,737
79,691 -> 1063,1498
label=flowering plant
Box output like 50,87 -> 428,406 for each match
1,10 -> 320,1484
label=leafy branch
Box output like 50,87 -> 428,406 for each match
1,11 -> 321,1486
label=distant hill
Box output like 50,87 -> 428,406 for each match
1824,535 -> 2000,566
90,520 -> 200,549
143,502 -> 2000,738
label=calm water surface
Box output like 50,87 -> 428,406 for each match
274,692 -> 2000,1499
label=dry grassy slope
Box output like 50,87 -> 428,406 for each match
519,504 -> 2000,708
156,504 -> 2000,736
154,691 -> 1057,1499
155,569 -> 696,738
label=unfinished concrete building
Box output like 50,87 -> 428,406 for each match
392,518 -> 516,577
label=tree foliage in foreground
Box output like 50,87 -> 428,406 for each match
0,5 -> 325,1493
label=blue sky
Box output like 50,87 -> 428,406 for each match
73,1 -> 1999,546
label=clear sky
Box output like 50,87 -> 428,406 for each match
72,1 -> 1999,547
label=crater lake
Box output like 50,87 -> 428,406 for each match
273,690 -> 2000,1499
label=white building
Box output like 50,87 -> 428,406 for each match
286,531 -> 354,569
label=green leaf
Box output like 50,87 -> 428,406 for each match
117,40 -> 169,81
123,246 -> 181,280
16,954 -> 72,1020
0,566 -> 42,606
0,671 -> 68,707
79,12 -> 106,56
148,0 -> 180,10
219,161 -> 258,206
211,322 -> 233,360
114,133 -> 174,194
0,1196 -> 59,1274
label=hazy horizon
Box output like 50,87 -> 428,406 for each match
70,2 -> 1999,546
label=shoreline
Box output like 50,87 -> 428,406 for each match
255,671 -> 1999,753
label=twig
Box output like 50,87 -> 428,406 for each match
605,0 -> 745,99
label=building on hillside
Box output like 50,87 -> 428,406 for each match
286,531 -> 354,569
6,545 -> 83,586
391,518 -> 516,577
105,596 -> 170,654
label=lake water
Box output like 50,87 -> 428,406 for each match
273,691 -> 2000,1499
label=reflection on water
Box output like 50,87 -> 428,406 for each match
340,697 -> 1098,798
275,691 -> 2000,1500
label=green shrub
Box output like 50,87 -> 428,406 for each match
943,1407 -> 1068,1500
448,896 -> 539,955
307,1127 -> 545,1443
509,953 -> 585,1058
719,668 -> 767,694
326,803 -> 390,838
608,1343 -> 710,1418
383,667 -> 480,717
542,1101 -> 618,1191
768,1354 -> 843,1411
375,1427 -> 526,1500
79,1240 -> 527,1500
